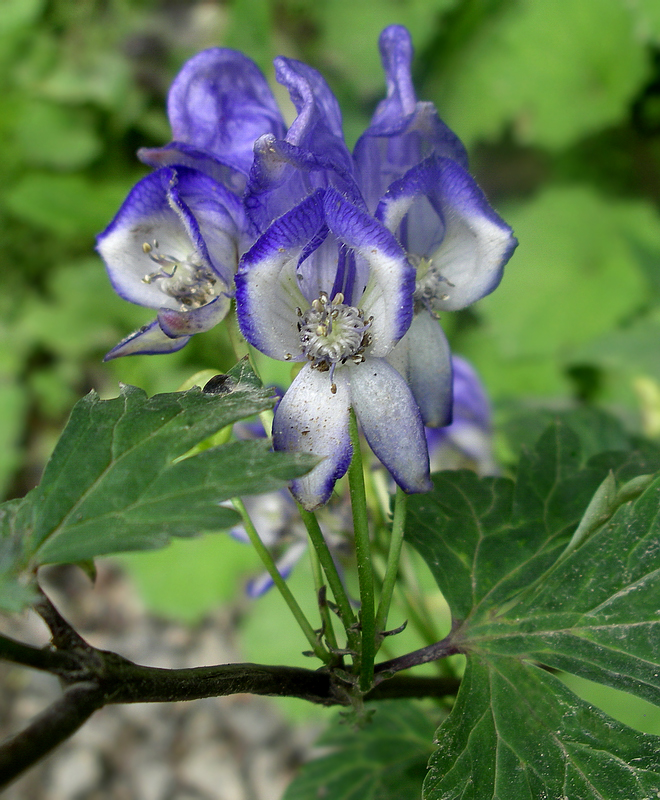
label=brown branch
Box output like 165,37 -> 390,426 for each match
0,592 -> 462,789
0,682 -> 104,789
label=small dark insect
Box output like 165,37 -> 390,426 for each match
203,374 -> 237,395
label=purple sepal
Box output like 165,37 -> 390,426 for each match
97,167 -> 241,311
236,191 -> 327,358
158,294 -> 231,337
166,48 -> 286,175
245,57 -> 360,234
387,310 -> 453,428
353,25 -> 468,212
103,319 -> 190,361
272,365 -> 353,511
322,189 -> 415,350
138,142 -> 247,195
349,359 -> 431,494
426,356 -> 497,475
377,155 -> 517,310
245,134 -> 362,234
274,57 -> 353,174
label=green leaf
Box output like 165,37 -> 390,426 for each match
425,657 -> 660,800
13,100 -> 102,169
406,420 -> 660,797
433,0 -> 648,149
283,701 -> 437,800
457,186 -> 657,400
0,0 -> 45,37
0,370 -> 317,610
3,173 -> 136,239
576,315 -> 660,384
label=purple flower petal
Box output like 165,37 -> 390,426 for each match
245,58 -> 360,234
377,156 -> 517,310
272,364 -> 352,511
353,25 -> 468,212
103,319 -> 190,361
97,167 -> 239,313
387,310 -> 453,428
236,191 -> 327,358
166,48 -> 286,175
274,57 -> 352,172
426,356 -> 497,475
246,540 -> 308,598
245,134 -> 362,234
138,142 -> 247,195
323,189 -> 415,354
158,294 -> 231,337
349,359 -> 431,494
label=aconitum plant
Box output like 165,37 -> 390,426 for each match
2,25 -> 660,800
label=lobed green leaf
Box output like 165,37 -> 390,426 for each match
407,419 -> 660,797
425,658 -> 660,800
283,701 -> 437,800
0,362 -> 318,611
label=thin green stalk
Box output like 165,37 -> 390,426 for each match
299,508 -> 356,631
348,411 -> 376,692
374,486 -> 407,637
226,310 -> 273,435
232,498 -> 329,663
308,547 -> 339,651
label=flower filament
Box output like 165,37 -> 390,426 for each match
141,240 -> 220,310
411,255 -> 454,310
297,292 -> 372,391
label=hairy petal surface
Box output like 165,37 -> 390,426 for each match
272,365 -> 352,511
349,359 -> 431,493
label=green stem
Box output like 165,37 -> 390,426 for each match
374,486 -> 407,637
348,411 -> 376,692
308,547 -> 339,651
232,498 -> 329,663
226,310 -> 273,435
299,508 -> 356,631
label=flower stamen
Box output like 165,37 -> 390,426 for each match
141,240 -> 220,311
412,256 -> 454,310
299,292 -> 372,377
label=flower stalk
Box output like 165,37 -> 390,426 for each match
232,498 -> 329,663
374,485 -> 407,639
348,410 -> 376,692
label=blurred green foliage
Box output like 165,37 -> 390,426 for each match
2,0 -> 660,736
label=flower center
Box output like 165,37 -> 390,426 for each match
141,240 -> 220,311
296,292 -> 372,389
412,256 -> 454,310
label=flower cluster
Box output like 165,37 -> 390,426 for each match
97,26 -> 516,510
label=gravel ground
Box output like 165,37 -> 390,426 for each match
0,564 -> 317,800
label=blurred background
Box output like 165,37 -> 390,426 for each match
2,0 -> 660,796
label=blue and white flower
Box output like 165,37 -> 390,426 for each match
97,166 -> 250,358
236,188 -> 431,511
98,47 -> 287,358
356,26 -> 517,428
138,47 -> 286,195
